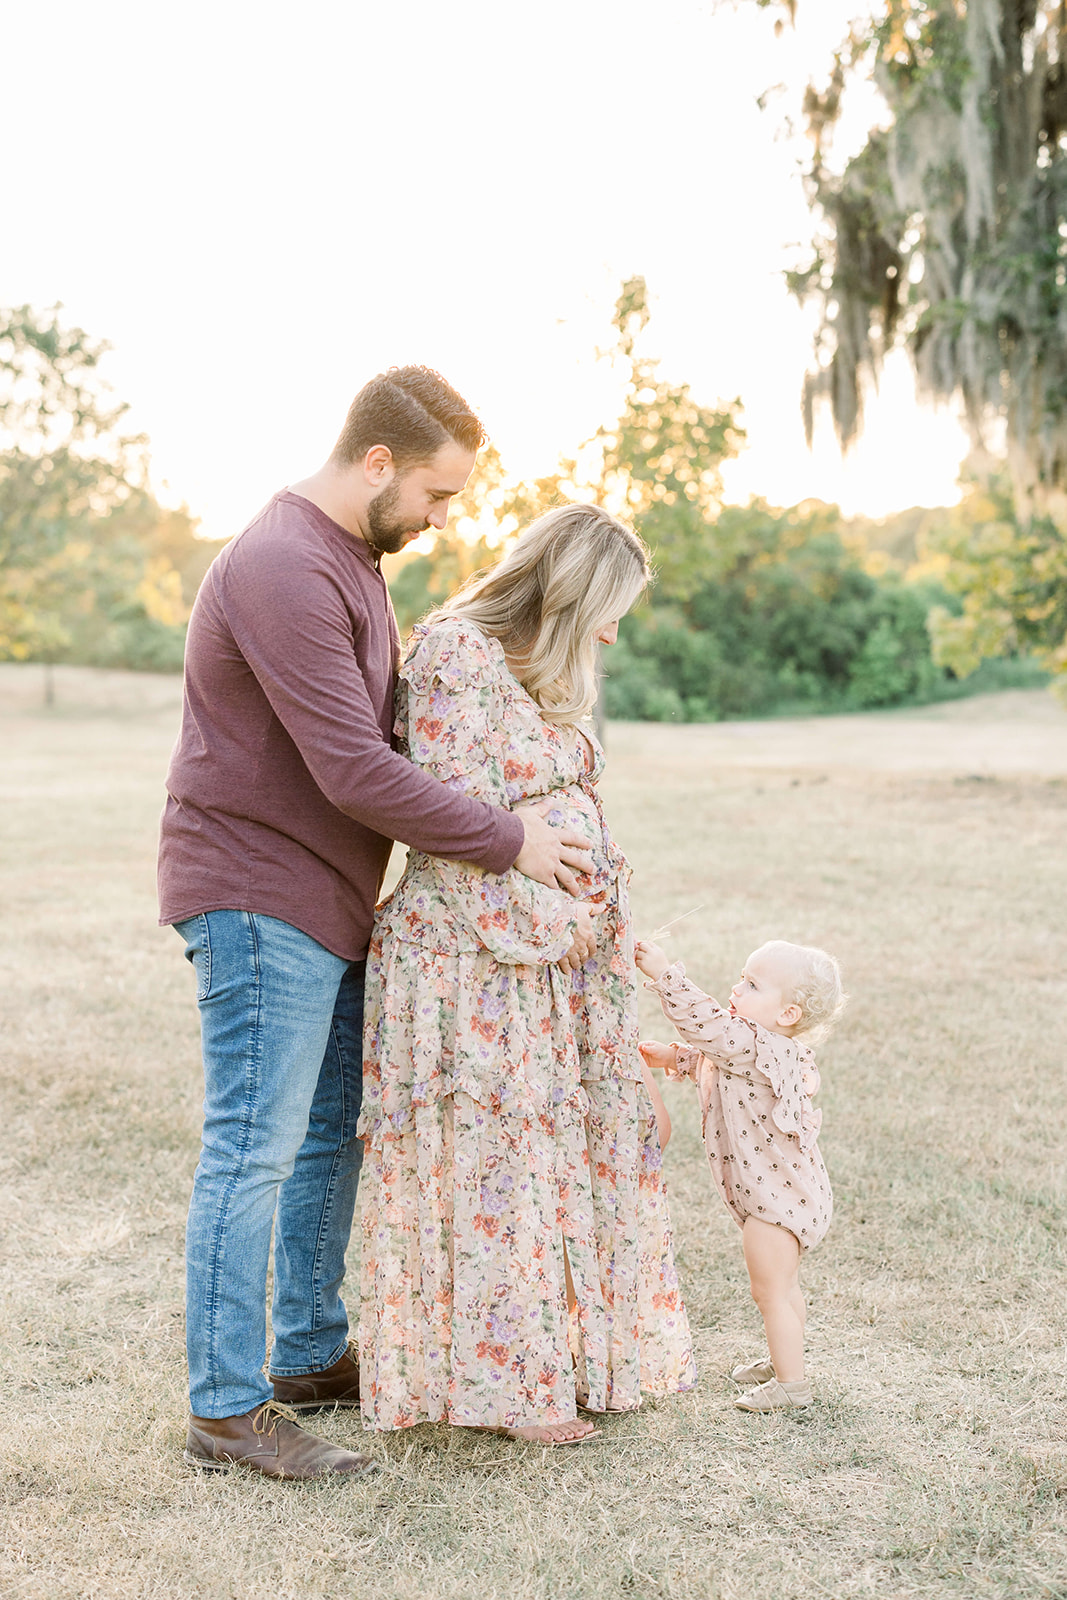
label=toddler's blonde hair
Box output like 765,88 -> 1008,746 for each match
757,940 -> 847,1044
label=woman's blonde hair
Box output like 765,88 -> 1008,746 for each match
435,503 -> 651,723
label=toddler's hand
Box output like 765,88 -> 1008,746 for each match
639,1039 -> 679,1076
634,939 -> 669,981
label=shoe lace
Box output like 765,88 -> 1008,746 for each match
251,1400 -> 298,1437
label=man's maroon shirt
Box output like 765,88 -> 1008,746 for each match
158,491 -> 523,960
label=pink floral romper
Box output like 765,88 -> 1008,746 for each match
647,963 -> 832,1251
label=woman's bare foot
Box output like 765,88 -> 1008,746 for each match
503,1417 -> 597,1445
466,1414 -> 598,1445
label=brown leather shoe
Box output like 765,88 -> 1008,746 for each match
269,1341 -> 361,1413
184,1401 -> 377,1480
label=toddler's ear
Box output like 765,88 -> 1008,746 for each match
778,1001 -> 803,1029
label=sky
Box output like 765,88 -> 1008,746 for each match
3,0 -> 971,541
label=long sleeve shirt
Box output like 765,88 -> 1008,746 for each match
157,491 -> 524,960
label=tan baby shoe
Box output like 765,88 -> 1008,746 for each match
734,1377 -> 813,1412
730,1356 -> 775,1386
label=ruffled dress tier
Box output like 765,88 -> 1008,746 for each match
648,964 -> 832,1251
358,618 -> 695,1430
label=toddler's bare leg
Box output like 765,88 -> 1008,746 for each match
742,1217 -> 804,1382
789,1281 -> 806,1338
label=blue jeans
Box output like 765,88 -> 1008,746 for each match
175,911 -> 365,1418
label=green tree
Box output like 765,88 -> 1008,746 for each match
1,305 -> 136,663
388,278 -> 744,625
387,280 -> 962,721
925,470 -> 1067,683
754,1 -> 1067,694
784,1 -> 1067,523
0,305 -> 211,686
603,498 -> 947,720
593,277 -> 745,596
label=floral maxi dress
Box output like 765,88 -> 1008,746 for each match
357,617 -> 695,1429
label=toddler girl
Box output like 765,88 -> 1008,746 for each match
634,937 -> 845,1412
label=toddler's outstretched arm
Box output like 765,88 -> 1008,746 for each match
646,966 -> 757,1067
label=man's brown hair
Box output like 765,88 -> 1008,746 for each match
331,365 -> 487,469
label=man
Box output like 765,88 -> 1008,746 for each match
159,367 -> 595,1480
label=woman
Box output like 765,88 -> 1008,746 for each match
357,504 -> 695,1443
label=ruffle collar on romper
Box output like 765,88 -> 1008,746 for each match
752,1030 -> 822,1154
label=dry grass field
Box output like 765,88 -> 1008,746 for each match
2,665 -> 1067,1600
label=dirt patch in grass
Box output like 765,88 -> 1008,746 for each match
2,684 -> 1065,1598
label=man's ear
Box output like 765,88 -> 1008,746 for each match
779,1002 -> 803,1029
362,444 -> 394,485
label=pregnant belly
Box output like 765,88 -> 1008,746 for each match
539,784 -> 623,897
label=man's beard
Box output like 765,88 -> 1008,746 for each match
366,478 -> 428,555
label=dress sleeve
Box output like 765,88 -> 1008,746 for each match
396,621 -> 578,965
647,963 -> 823,1151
